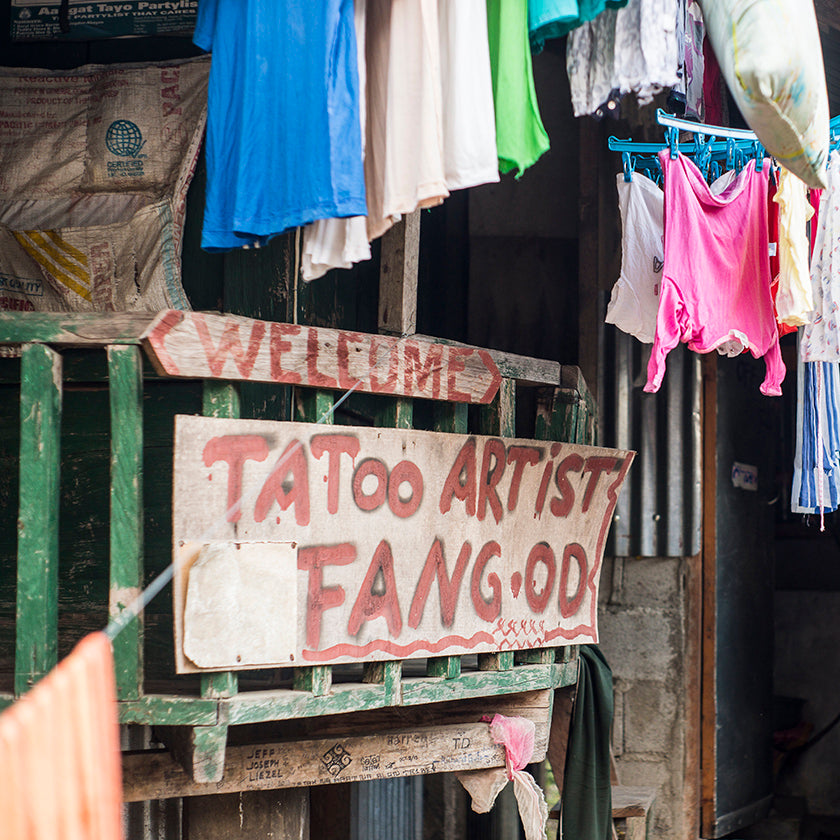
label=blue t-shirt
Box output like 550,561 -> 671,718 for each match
194,0 -> 367,252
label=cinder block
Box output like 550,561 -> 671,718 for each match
623,680 -> 680,755
597,609 -> 680,681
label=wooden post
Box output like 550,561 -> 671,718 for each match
294,388 -> 334,697
15,343 -> 62,696
108,345 -> 144,701
184,789 -> 310,840
378,209 -> 420,337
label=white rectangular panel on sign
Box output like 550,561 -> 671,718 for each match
173,417 -> 633,672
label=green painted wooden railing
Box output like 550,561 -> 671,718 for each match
0,313 -> 597,778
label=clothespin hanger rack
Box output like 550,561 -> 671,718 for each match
607,109 -> 768,181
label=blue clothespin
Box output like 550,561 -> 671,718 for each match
668,126 -> 678,159
726,138 -> 736,171
622,151 -> 635,182
710,160 -> 721,182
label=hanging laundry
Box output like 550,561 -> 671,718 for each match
566,0 -> 680,118
301,0 -> 370,282
528,0 -> 628,53
645,151 -> 784,397
438,0 -> 499,192
605,171 -> 663,344
802,152 -> 840,362
486,0 -> 550,177
0,632 -> 122,840
792,352 -> 840,516
683,1 -> 705,121
774,169 -> 815,328
365,0 -> 449,240
766,178 -> 797,338
194,0 -> 366,252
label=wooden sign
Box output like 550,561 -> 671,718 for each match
123,689 -> 551,801
173,418 -> 633,672
143,310 -> 502,403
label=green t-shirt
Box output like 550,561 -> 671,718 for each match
486,0 -> 550,177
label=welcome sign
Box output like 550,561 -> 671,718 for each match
172,417 -> 633,672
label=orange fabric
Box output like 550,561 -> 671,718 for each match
0,632 -> 123,840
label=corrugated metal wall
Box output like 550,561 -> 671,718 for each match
601,324 -> 702,557
350,777 -> 424,840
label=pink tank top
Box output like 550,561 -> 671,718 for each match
645,150 -> 785,396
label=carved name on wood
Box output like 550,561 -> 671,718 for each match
143,310 -> 502,403
173,417 -> 633,672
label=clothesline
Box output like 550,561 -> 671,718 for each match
103,380 -> 362,642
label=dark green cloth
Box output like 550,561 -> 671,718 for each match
559,645 -> 614,840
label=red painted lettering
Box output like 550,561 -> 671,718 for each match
306,328 -> 338,388
408,540 -> 471,628
559,543 -> 588,618
298,543 -> 356,649
550,454 -> 585,518
477,439 -> 506,523
337,331 -> 364,390
147,310 -> 185,374
310,434 -> 360,514
352,458 -> 388,512
193,313 -> 266,379
581,457 -> 622,512
524,542 -> 556,613
404,341 -> 443,398
368,336 -> 399,393
202,435 -> 269,522
446,348 -> 473,402
348,540 -> 403,637
507,446 -> 541,512
253,440 -> 311,526
439,439 -> 477,517
387,460 -> 424,518
470,541 -> 502,622
269,322 -> 302,384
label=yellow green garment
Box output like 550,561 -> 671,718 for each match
529,0 -> 629,52
486,0 -> 550,177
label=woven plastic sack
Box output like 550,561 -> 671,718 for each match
700,0 -> 829,188
0,57 -> 208,312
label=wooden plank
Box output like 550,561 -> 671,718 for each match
123,694 -> 552,802
142,311 -> 501,403
294,389 -> 334,697
219,661 -> 578,725
15,343 -> 62,695
108,345 -> 144,701
117,695 -> 219,727
172,418 -> 634,672
414,334 -> 561,388
379,210 -> 420,336
0,312 -> 155,346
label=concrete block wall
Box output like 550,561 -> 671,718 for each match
597,555 -> 693,839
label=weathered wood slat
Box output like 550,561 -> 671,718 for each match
414,334 -> 562,387
125,720 -> 520,802
294,389 -> 335,698
123,689 -> 553,802
15,344 -> 62,695
214,661 -> 579,726
142,311 -> 501,404
0,313 -> 155,346
378,210 -> 420,337
117,695 -> 220,726
108,345 -> 144,701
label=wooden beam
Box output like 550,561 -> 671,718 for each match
15,344 -> 62,695
184,789 -> 310,840
0,312 -> 155,346
378,210 -> 420,336
108,345 -> 144,701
